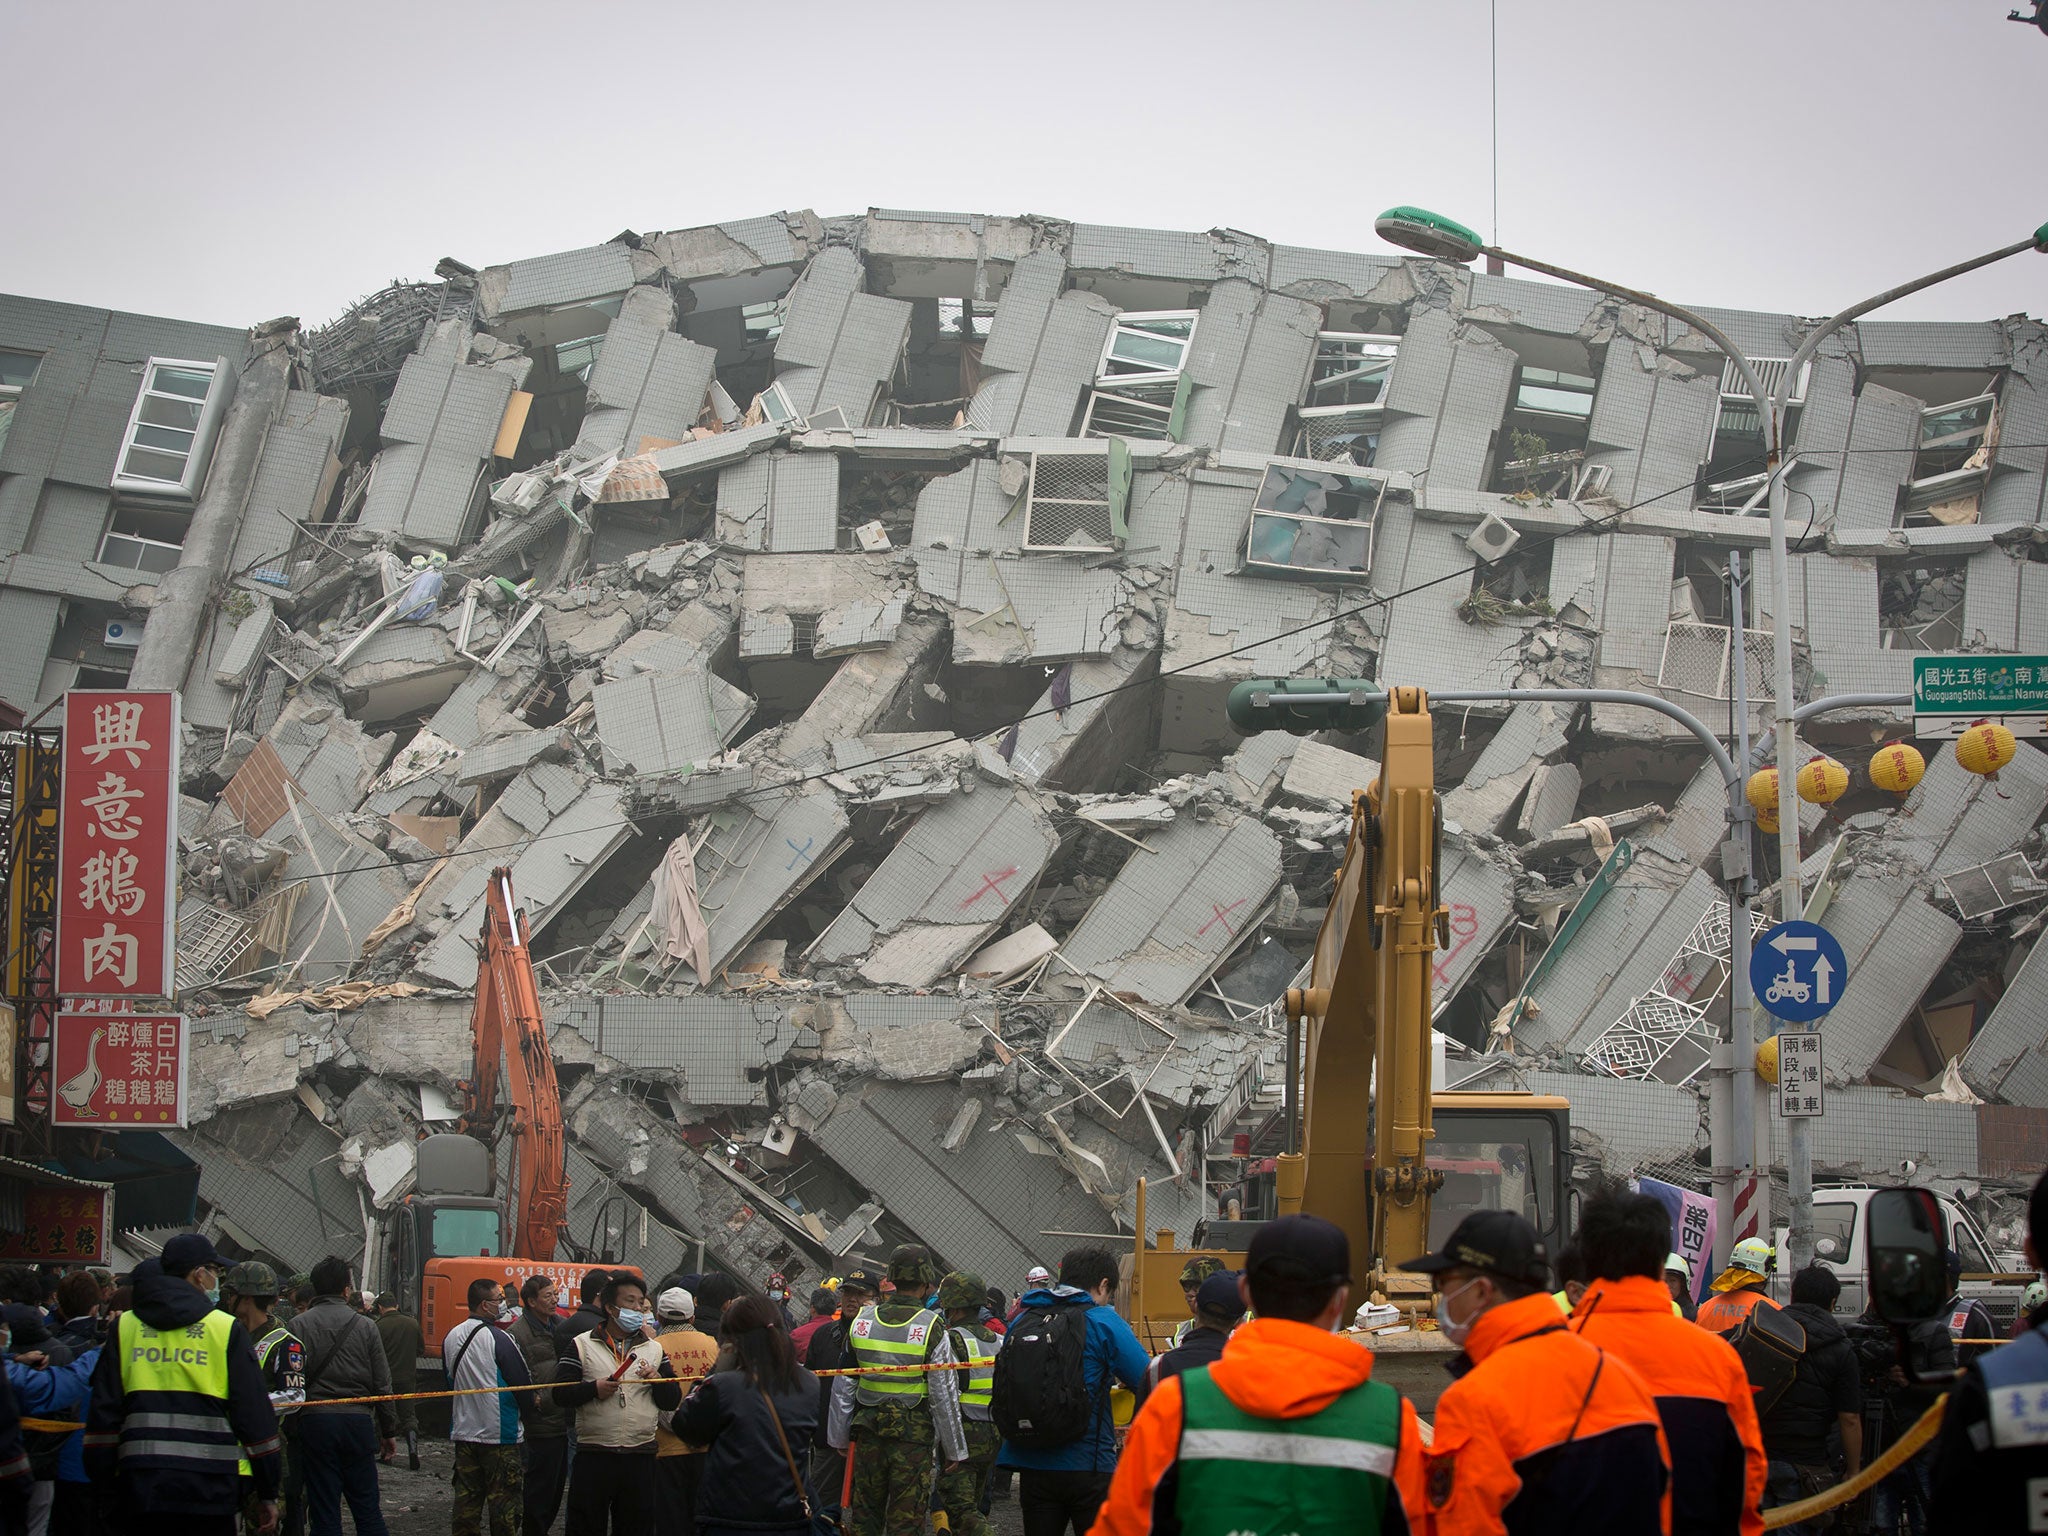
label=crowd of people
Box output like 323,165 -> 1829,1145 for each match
0,1170 -> 2038,1535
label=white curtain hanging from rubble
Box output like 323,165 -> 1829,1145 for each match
649,833 -> 713,985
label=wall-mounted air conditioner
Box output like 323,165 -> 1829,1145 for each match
1466,513 -> 1520,561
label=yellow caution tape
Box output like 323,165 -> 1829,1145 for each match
1760,1394 -> 1946,1530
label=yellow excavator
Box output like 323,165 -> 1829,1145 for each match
1129,682 -> 1568,1376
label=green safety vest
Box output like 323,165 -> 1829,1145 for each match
1175,1365 -> 1399,1536
115,1309 -> 251,1478
950,1328 -> 996,1420
849,1305 -> 941,1406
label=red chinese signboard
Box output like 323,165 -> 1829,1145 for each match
0,1186 -> 111,1265
50,1012 -> 189,1128
57,690 -> 179,999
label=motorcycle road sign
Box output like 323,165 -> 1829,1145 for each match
1750,919 -> 1848,1025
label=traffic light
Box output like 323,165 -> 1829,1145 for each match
1226,678 -> 1386,737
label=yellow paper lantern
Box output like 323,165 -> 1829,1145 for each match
1956,720 -> 2018,779
1745,768 -> 1779,816
1795,755 -> 1849,807
1755,804 -> 1781,835
1755,1034 -> 1780,1085
1869,741 -> 1925,796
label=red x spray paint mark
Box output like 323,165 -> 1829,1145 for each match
961,867 -> 1020,908
1198,897 -> 1248,938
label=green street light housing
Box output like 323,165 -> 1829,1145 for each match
1226,677 -> 1386,738
1374,206 -> 1485,265
2034,220 -> 2048,253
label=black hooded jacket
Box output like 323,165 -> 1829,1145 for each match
85,1269 -> 281,1514
1757,1302 -> 1860,1464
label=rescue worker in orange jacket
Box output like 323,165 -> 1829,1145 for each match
1570,1190 -> 1767,1536
1406,1210 -> 1672,1536
1092,1214 -> 1428,1536
1695,1239 -> 1780,1335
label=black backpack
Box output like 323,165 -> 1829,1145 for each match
991,1301 -> 1093,1449
1729,1302 -> 1808,1414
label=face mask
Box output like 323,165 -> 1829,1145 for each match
204,1286 -> 221,1307
1434,1277 -> 1485,1347
501,1305 -> 520,1323
615,1309 -> 649,1335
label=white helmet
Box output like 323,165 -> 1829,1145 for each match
1728,1237 -> 1774,1273
1664,1252 -> 1690,1279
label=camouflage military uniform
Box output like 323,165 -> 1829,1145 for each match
933,1271 -> 1001,1536
845,1247 -> 966,1536
1170,1255 -> 1226,1348
452,1442 -> 524,1536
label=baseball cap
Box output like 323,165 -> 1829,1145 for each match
1399,1210 -> 1550,1288
656,1287 -> 695,1322
1194,1271 -> 1244,1321
838,1265 -> 883,1296
1246,1214 -> 1352,1287
161,1233 -> 228,1278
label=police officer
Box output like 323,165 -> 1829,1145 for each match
934,1271 -> 1000,1536
224,1262 -> 303,1536
831,1245 -> 967,1536
1168,1257 -> 1225,1349
85,1233 -> 283,1536
1928,1169 -> 2048,1533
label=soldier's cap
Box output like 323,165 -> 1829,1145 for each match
224,1260 -> 280,1300
887,1244 -> 936,1288
1247,1214 -> 1353,1287
1178,1255 -> 1226,1287
837,1265 -> 883,1296
936,1271 -> 987,1313
1194,1271 -> 1244,1322
161,1233 -> 228,1278
1399,1210 -> 1549,1288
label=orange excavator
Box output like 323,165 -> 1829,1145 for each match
382,867 -> 579,1357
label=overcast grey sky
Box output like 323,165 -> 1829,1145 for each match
2,1 -> 2042,330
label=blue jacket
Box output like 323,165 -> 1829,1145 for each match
9,1350 -> 96,1483
995,1286 -> 1149,1473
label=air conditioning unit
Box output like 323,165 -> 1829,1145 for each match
1466,513 -> 1520,561
103,619 -> 144,649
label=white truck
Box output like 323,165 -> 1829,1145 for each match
1772,1184 -> 2033,1331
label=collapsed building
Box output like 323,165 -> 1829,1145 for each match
3,207 -> 2046,1285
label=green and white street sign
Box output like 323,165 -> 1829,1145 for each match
1913,656 -> 2048,738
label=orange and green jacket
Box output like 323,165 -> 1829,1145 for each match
1572,1276 -> 1766,1536
1425,1290 -> 1672,1536
1091,1316 -> 1428,1536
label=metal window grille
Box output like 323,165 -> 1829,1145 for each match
1025,453 -> 1115,551
1658,622 -> 1776,702
1721,357 -> 1808,405
1940,852 -> 2048,921
1294,405 -> 1383,465
1081,384 -> 1176,441
176,905 -> 258,990
1583,990 -> 1718,1085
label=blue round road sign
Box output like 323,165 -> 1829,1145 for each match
1750,919 -> 1848,1024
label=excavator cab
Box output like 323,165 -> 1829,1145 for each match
1428,1095 -> 1569,1262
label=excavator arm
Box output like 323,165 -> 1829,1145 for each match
458,868 -> 568,1262
1233,682 -> 1445,1297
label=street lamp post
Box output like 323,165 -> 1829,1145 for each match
1374,207 -> 2047,1269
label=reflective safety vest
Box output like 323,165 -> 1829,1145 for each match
849,1305 -> 940,1406
113,1308 -> 250,1479
1696,1287 -> 1776,1335
1175,1364 -> 1399,1536
950,1328 -> 996,1421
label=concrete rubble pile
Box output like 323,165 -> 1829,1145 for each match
24,208 -> 2046,1279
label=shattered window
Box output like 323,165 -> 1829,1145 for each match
1241,461 -> 1380,583
1308,332 -> 1399,408
111,357 -> 227,501
553,333 -> 605,380
98,501 -> 192,573
1879,558 -> 1966,651
1906,393 -> 1998,524
935,298 -> 993,339
1702,358 -> 1804,513
742,299 -> 787,344
1293,405 -> 1381,467
1097,311 -> 1197,382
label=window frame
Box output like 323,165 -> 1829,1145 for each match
1096,310 -> 1199,385
1240,457 -> 1384,584
1308,331 -> 1400,408
110,355 -> 232,502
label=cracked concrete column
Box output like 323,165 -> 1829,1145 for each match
130,320 -> 298,691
